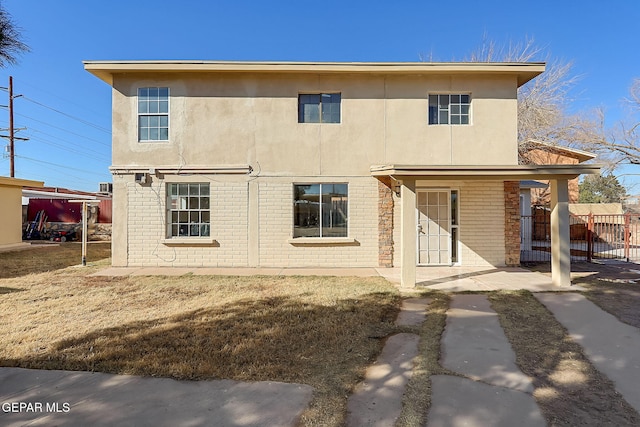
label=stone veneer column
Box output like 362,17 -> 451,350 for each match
377,177 -> 394,267
504,181 -> 521,266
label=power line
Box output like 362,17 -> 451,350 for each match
27,135 -> 111,162
20,95 -> 111,134
12,111 -> 111,147
24,127 -> 110,159
15,154 -> 111,177
9,77 -> 108,119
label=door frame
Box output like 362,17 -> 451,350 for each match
416,188 -> 460,266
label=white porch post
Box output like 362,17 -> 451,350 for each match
550,178 -> 571,286
400,178 -> 417,287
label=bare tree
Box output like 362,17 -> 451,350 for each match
0,4 -> 29,67
585,79 -> 640,166
463,37 -> 608,164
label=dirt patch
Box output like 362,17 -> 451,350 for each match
490,291 -> 640,426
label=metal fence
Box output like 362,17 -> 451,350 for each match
521,213 -> 640,263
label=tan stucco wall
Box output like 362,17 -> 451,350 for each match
107,69 -> 520,268
110,72 -> 519,175
0,185 -> 23,246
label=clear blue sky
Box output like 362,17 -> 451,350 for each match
1,0 -> 639,192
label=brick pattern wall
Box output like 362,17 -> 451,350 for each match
122,177 -> 510,268
391,181 -> 506,267
377,177 -> 394,267
459,181 -> 506,266
126,179 -> 248,267
503,181 -> 521,266
258,177 -> 379,267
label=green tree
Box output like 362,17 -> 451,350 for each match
578,174 -> 627,203
0,5 -> 28,67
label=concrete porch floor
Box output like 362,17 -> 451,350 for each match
91,265 -> 578,292
378,266 -> 583,292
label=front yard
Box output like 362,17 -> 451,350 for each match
0,243 -> 400,426
1,244 -> 640,426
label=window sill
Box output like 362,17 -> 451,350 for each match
287,237 -> 359,246
162,238 -> 219,247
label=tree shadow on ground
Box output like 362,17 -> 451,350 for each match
0,291 -> 399,426
0,286 -> 23,294
490,291 -> 640,426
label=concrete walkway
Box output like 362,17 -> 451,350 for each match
346,298 -> 430,427
6,265 -> 640,425
535,292 -> 640,413
428,295 -> 545,427
0,368 -> 312,427
92,265 -> 572,292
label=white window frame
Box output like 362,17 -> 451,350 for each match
166,183 -> 210,238
138,87 -> 170,142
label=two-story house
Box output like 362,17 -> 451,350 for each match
84,61 -> 600,286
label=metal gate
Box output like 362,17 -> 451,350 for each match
521,213 -> 640,263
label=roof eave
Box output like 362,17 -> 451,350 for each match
83,60 -> 545,87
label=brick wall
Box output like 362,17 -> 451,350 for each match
377,177 -> 394,267
126,178 -> 248,267
458,181 -> 506,266
121,176 -> 509,268
258,177 -> 379,267
504,181 -> 521,266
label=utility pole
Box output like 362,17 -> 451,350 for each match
1,76 -> 27,177
9,75 -> 14,177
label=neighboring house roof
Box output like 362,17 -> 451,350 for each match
0,176 -> 43,188
568,203 -> 624,216
84,60 -> 545,87
23,186 -> 102,199
524,140 -> 596,163
520,180 -> 548,189
568,203 -> 625,225
22,186 -> 109,204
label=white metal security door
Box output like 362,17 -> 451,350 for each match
417,190 -> 451,265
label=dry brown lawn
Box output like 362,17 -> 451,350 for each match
490,291 -> 639,426
5,246 -> 640,426
0,243 -> 401,426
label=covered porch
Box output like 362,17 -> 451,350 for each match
371,164 -> 601,288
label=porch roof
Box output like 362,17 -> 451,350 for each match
370,164 -> 601,180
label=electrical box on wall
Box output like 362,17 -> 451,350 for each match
134,173 -> 149,185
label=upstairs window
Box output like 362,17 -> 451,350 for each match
138,87 -> 169,141
429,94 -> 470,125
298,93 -> 341,123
